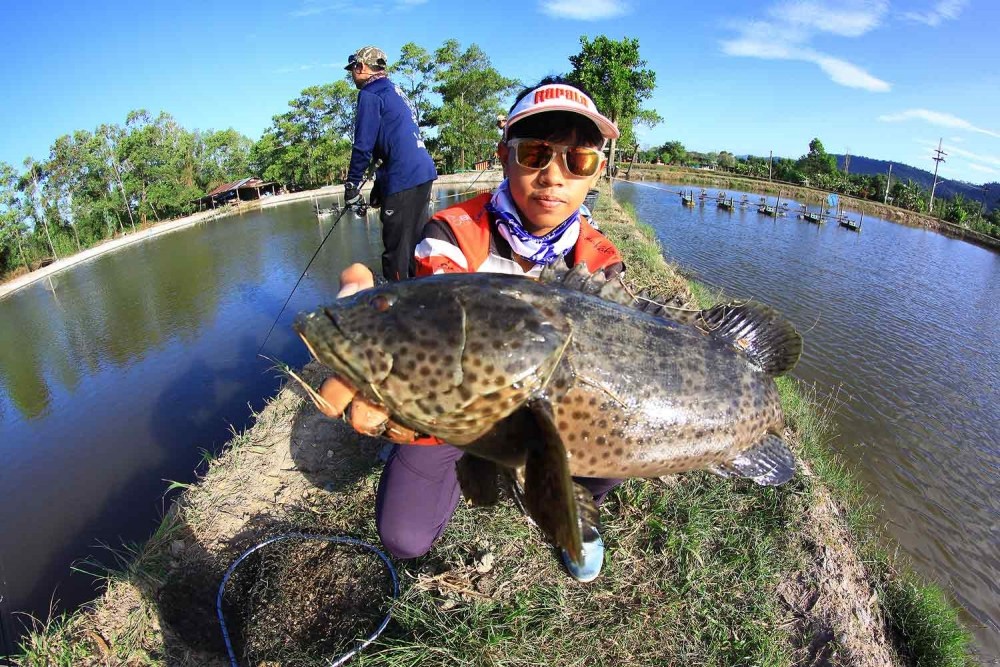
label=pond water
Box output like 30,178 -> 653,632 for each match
614,180 -> 999,661
0,182 -> 996,660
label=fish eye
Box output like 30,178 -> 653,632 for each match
369,294 -> 395,313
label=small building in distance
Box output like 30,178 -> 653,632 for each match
194,177 -> 281,210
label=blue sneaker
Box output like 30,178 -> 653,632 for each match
561,531 -> 604,583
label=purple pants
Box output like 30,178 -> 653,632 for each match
375,443 -> 622,559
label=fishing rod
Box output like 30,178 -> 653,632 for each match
435,162 -> 497,203
257,173 -> 371,356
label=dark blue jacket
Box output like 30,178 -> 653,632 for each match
347,77 -> 437,197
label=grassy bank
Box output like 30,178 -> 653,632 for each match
14,180 -> 973,666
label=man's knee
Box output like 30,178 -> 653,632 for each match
377,516 -> 434,560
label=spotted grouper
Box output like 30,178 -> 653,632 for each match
293,265 -> 803,562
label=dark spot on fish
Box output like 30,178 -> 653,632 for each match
416,351 -> 426,362
419,366 -> 431,377
469,341 -> 483,354
567,433 -> 577,442
558,421 -> 568,430
554,378 -> 567,390
443,355 -> 454,366
596,436 -> 607,446
588,397 -> 597,407
492,340 -> 503,350
466,371 -> 478,383
598,419 -> 607,428
589,456 -> 598,465
602,451 -> 611,459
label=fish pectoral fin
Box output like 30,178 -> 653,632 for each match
713,434 -> 797,486
698,302 -> 803,376
456,455 -> 500,506
521,399 -> 586,564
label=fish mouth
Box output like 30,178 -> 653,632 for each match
293,309 -> 371,389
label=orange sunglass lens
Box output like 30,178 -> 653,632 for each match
567,149 -> 600,176
515,142 -> 553,169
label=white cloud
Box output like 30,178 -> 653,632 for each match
811,53 -> 891,91
539,0 -> 631,20
771,0 -> 887,36
879,109 -> 1000,139
902,0 -> 967,26
966,164 -> 999,176
916,139 -> 1000,168
720,1 -> 891,92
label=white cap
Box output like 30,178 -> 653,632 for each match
503,84 -> 620,141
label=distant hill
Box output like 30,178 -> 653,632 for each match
833,154 -> 998,211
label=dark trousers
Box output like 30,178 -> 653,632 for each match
375,443 -> 621,560
380,180 -> 434,282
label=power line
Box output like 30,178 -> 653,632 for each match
929,138 -> 947,214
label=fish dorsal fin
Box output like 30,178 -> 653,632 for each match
539,262 -> 633,306
697,301 -> 802,376
634,294 -> 703,326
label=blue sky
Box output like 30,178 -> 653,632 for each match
2,0 -> 998,184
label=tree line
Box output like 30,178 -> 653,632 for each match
0,36 -> 657,281
640,138 -> 1000,238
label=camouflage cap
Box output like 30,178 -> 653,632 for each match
345,46 -> 388,70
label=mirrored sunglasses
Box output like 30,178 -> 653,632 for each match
506,139 -> 604,177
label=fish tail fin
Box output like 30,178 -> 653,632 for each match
711,434 -> 796,486
699,301 -> 802,376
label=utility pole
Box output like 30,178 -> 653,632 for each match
884,163 -> 893,204
929,138 -> 947,214
768,150 -> 773,181
980,183 -> 990,220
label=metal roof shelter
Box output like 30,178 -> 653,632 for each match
194,177 -> 280,210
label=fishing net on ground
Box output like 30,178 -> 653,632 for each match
217,535 -> 397,666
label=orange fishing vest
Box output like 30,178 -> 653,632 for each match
430,192 -> 623,273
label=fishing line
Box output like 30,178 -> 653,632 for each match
257,174 -> 370,356
217,533 -> 398,667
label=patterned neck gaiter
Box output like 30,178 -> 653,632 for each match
485,179 -> 580,265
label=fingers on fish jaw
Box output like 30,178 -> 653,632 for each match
285,368 -> 343,418
710,434 -> 797,486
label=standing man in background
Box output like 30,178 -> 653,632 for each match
343,46 -> 438,281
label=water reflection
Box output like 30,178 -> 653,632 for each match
615,180 -> 1000,659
